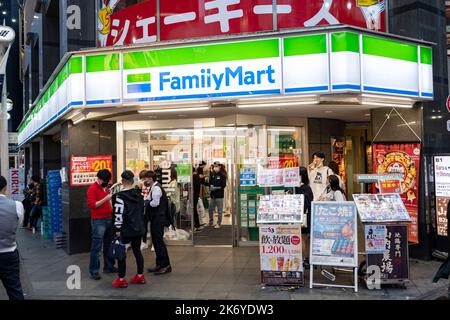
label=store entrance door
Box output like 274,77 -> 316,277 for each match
192,127 -> 235,247
150,142 -> 194,246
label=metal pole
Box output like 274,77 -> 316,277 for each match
0,71 -> 9,178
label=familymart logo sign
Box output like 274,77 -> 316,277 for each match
125,60 -> 281,100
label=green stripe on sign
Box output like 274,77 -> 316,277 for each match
69,56 -> 83,74
363,36 -> 418,62
283,35 -> 327,56
420,47 -> 432,65
86,54 -> 120,72
123,39 -> 279,70
331,32 -> 359,53
127,73 -> 151,83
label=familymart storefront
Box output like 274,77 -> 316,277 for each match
18,26 -> 433,254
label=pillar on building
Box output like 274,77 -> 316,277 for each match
61,120 -> 117,255
30,141 -> 41,179
40,135 -> 61,178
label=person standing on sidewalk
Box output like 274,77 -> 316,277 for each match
308,152 -> 333,201
112,171 -> 146,288
207,162 -> 227,229
87,169 -> 116,280
144,171 -> 172,275
0,176 -> 25,300
28,176 -> 43,233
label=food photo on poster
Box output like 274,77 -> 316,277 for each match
434,155 -> 450,237
70,155 -> 113,186
352,193 -> 411,223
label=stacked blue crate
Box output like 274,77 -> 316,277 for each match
46,170 -> 63,239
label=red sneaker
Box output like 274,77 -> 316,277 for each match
130,274 -> 146,284
112,278 -> 128,288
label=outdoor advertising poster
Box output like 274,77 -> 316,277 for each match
331,136 -> 347,193
366,225 -> 409,281
259,224 -> 303,286
257,194 -> 304,224
70,155 -> 113,186
8,168 -> 24,202
373,143 -> 421,243
283,167 -> 300,187
378,179 -> 402,194
353,193 -> 411,223
310,202 -> 358,267
434,156 -> 450,237
365,225 -> 387,254
257,167 -> 284,187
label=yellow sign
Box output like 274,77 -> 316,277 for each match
357,0 -> 380,6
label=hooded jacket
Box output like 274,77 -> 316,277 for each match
113,188 -> 146,238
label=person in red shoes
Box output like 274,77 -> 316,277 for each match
112,170 -> 146,288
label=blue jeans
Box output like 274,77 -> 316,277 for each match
209,198 -> 224,226
89,218 -> 115,275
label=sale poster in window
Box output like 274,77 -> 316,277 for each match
259,224 -> 303,286
373,143 -> 421,244
70,155 -> 113,186
434,156 -> 450,237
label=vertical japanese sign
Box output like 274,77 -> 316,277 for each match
70,155 -> 113,186
98,0 -> 387,47
331,137 -> 347,193
259,224 -> 303,286
367,225 -> 409,280
434,156 -> 450,237
373,143 -> 421,244
310,202 -> 358,267
8,168 -> 24,202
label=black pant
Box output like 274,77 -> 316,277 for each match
118,237 -> 144,278
29,205 -> 42,229
0,250 -> 24,300
150,216 -> 170,268
142,212 -> 149,243
22,198 -> 32,227
193,196 -> 200,228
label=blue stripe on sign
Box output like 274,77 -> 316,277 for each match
127,83 -> 151,94
123,89 -> 281,103
332,84 -> 361,90
86,99 -> 121,105
421,92 -> 433,97
285,86 -> 329,93
363,86 -> 419,96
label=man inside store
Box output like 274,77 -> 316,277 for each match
144,171 -> 172,275
87,169 -> 117,280
207,161 -> 227,229
0,176 -> 25,300
308,152 -> 334,201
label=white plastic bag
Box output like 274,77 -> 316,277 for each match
197,198 -> 206,220
163,226 -> 177,241
175,229 -> 191,241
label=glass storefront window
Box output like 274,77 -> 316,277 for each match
125,130 -> 150,177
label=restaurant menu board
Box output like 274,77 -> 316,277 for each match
310,202 -> 358,267
434,156 -> 450,237
70,155 -> 113,186
353,194 -> 411,223
366,225 -> 409,281
365,225 -> 387,254
373,143 -> 421,243
257,194 -> 304,224
259,224 -> 303,286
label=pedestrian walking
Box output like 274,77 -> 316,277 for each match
28,176 -> 43,233
207,161 -> 227,229
143,171 -> 172,275
112,170 -> 146,288
0,176 -> 25,300
87,169 -> 116,280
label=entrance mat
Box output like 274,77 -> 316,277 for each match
194,225 -> 233,246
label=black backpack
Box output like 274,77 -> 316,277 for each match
165,196 -> 177,230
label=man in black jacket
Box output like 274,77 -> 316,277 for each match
207,162 -> 227,229
144,171 -> 172,275
112,171 -> 146,288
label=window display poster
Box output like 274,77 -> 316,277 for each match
367,225 -> 409,281
365,225 -> 387,254
240,167 -> 257,187
283,167 -> 300,187
352,193 -> 411,223
257,194 -> 304,224
434,156 -> 450,237
176,163 -> 191,183
257,167 -> 284,187
259,224 -> 303,286
331,137 -> 347,193
373,143 -> 421,243
310,202 -> 358,267
70,155 -> 113,186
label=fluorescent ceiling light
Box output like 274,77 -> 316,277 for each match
268,128 -> 296,132
361,94 -> 414,102
238,101 -> 318,108
72,117 -> 85,125
139,107 -> 209,113
362,101 -> 413,108
151,129 -> 194,134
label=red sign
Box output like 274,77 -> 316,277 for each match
373,143 -> 421,244
99,0 -> 387,47
378,179 -> 402,194
267,155 -> 299,169
70,155 -> 113,186
446,95 -> 450,113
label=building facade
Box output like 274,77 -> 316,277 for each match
18,0 -> 449,257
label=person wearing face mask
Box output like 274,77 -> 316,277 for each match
207,162 -> 227,229
87,169 -> 116,280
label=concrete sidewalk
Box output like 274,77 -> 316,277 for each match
1,229 -> 448,300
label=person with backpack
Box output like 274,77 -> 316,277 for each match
143,171 -> 172,275
111,171 -> 146,288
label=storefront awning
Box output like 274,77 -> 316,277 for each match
18,25 -> 434,146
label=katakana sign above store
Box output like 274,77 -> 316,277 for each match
98,0 -> 387,47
